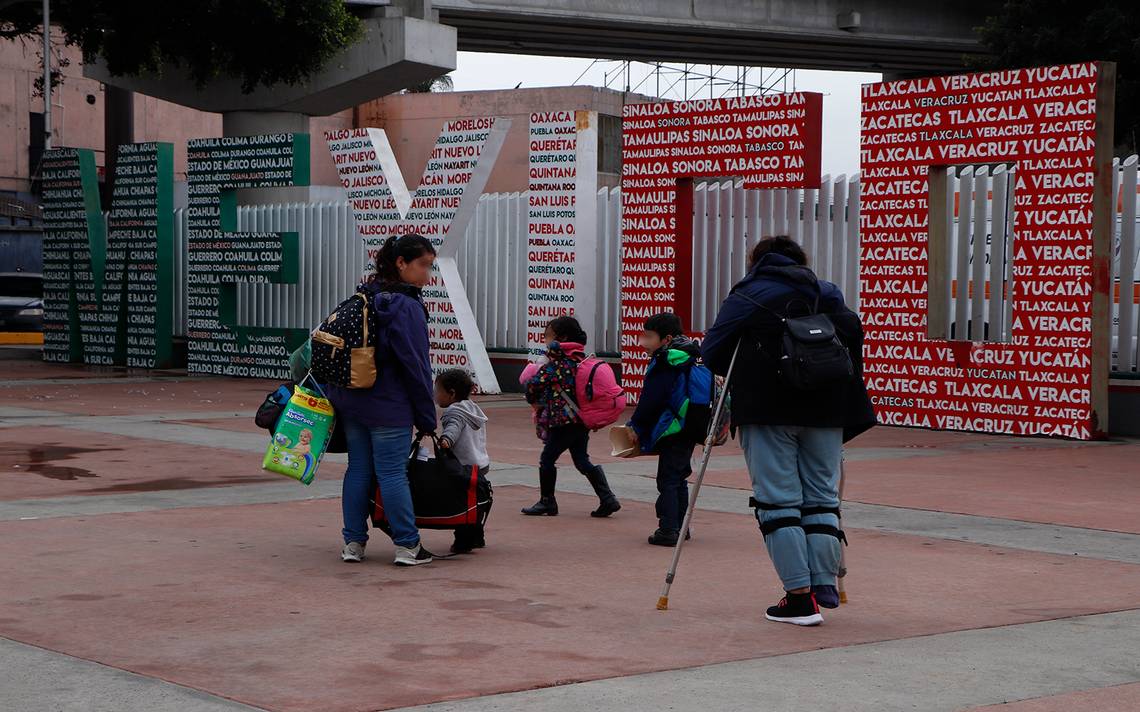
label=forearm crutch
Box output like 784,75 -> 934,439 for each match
837,458 -> 849,604
657,341 -> 740,611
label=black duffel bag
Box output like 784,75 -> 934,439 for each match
371,435 -> 492,531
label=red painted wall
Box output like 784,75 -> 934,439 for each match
859,62 -> 1111,439
619,93 -> 823,394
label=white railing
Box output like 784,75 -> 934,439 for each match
457,192 -> 526,354
930,165 -> 1018,343
689,176 -> 861,332
935,158 -> 1140,371
162,158 -> 1139,373
456,188 -> 625,354
1112,156 -> 1140,372
172,202 -> 364,339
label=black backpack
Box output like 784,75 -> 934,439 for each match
744,289 -> 854,391
310,285 -> 382,389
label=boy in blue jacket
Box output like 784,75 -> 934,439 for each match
626,312 -> 702,546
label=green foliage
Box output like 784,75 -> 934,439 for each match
973,0 -> 1140,154
0,0 -> 363,93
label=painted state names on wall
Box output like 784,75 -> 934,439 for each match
40,142 -> 175,368
620,93 -> 823,394
185,133 -> 311,378
859,62 -> 1115,439
526,111 -> 578,357
326,118 -> 511,393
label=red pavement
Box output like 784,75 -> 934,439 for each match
1,360 -> 107,381
497,403 -> 1140,536
843,445 -> 1140,534
4,366 -> 1140,710
2,488 -> 1140,711
967,683 -> 1140,711
6,366 -> 1139,533
697,433 -> 1140,535
0,371 -> 276,416
0,426 -> 279,500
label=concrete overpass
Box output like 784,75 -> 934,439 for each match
84,0 -> 990,145
435,0 -> 989,74
86,1 -> 990,116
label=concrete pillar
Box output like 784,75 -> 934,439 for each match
84,14 -> 456,115
395,0 -> 436,21
221,111 -> 310,137
222,111 -> 314,204
102,86 -> 135,204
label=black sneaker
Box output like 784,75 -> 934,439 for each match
812,585 -> 840,609
765,592 -> 823,626
393,542 -> 434,566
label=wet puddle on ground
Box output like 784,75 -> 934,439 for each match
1,443 -> 113,480
2,442 -> 272,491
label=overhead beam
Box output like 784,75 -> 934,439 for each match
436,0 -> 988,73
84,14 -> 456,115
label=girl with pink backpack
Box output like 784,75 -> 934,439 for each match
521,316 -> 625,517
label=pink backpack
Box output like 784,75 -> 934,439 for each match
568,356 -> 625,430
519,361 -> 541,386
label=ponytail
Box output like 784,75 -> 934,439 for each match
372,233 -> 436,284
547,315 -> 588,346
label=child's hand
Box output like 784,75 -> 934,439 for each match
627,427 -> 639,449
439,436 -> 453,450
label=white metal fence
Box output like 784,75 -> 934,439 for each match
688,176 -> 861,332
163,158 -> 1140,372
453,180 -> 858,351
931,158 -> 1140,370
930,165 -> 1018,343
456,187 -> 625,353
1112,156 -> 1140,372
171,202 -> 364,339
456,192 -> 525,353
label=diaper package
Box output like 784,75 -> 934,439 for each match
261,384 -> 334,485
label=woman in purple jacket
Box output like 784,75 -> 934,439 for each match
329,234 -> 438,567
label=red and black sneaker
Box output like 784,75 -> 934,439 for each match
765,592 -> 823,626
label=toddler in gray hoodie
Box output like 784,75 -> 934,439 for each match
436,369 -> 492,553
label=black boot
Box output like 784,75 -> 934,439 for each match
521,496 -> 559,516
648,528 -> 679,546
451,525 -> 486,554
522,468 -> 559,516
648,527 -> 691,546
585,467 -> 622,518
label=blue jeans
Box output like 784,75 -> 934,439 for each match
739,424 -> 843,591
341,419 -> 419,548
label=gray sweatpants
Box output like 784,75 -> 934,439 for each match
739,424 -> 844,591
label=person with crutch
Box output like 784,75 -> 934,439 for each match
700,236 -> 875,626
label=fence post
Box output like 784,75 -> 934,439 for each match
846,177 -> 861,312
1119,157 -> 1139,372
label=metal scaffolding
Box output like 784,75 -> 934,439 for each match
573,60 -> 796,100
